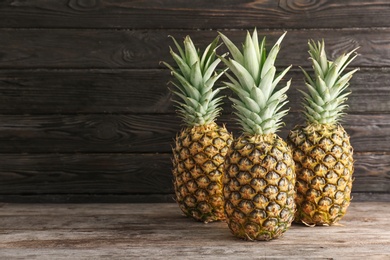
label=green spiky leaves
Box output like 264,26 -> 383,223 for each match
162,35 -> 227,126
301,40 -> 359,124
219,29 -> 291,135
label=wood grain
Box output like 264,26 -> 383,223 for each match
0,193 -> 388,204
0,0 -> 389,29
1,69 -> 388,114
0,114 -> 178,153
0,29 -> 387,69
0,113 -> 388,153
0,152 -> 388,198
353,153 -> 390,194
0,69 -> 173,114
0,153 -> 173,195
0,1 -> 389,202
0,203 -> 389,259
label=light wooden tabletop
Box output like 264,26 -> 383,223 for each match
0,202 -> 389,259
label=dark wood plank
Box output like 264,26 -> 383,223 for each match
0,29 -> 387,69
0,152 -> 388,197
0,29 -> 166,69
0,192 -> 388,204
0,194 -> 176,203
0,153 -> 173,195
0,203 -> 388,259
0,113 -> 388,153
0,0 -> 389,29
0,69 -> 173,114
0,114 -> 178,153
352,153 -> 390,194
0,193 -> 388,204
0,69 -> 388,114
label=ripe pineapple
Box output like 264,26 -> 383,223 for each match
219,30 -> 296,241
162,35 -> 233,223
287,40 -> 358,226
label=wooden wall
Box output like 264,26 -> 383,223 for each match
0,0 -> 389,202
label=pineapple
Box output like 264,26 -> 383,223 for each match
287,40 -> 358,226
219,30 -> 296,241
162,35 -> 233,223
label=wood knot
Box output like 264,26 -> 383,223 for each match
278,0 -> 327,13
68,0 -> 100,11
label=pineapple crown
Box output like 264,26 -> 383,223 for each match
301,40 -> 359,125
162,35 -> 227,126
219,29 -> 292,135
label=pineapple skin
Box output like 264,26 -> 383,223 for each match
172,122 -> 232,223
223,134 -> 296,241
287,123 -> 354,226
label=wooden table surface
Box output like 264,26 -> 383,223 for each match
0,202 -> 389,259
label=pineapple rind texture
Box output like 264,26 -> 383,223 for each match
288,123 -> 354,225
287,40 -> 357,226
218,30 -> 295,240
173,123 -> 233,223
224,134 -> 296,240
164,35 -> 233,222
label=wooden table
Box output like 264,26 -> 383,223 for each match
0,202 -> 389,259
